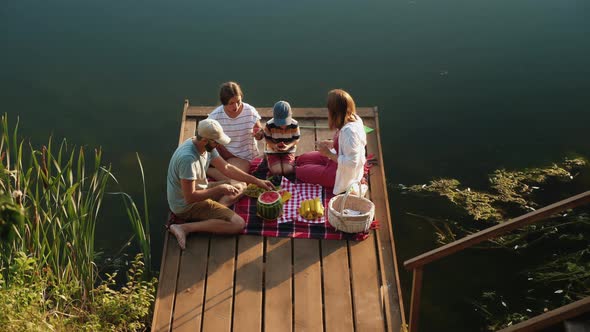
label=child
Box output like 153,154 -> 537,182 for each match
258,101 -> 300,176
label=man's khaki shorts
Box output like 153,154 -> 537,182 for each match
175,199 -> 235,222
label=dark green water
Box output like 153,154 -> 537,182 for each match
2,0 -> 589,330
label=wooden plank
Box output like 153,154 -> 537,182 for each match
187,106 -> 376,119
297,119 -> 316,157
257,116 -> 273,158
365,114 -> 405,330
499,296 -> 590,332
293,239 -> 323,332
404,190 -> 590,270
321,240 -> 354,332
265,237 -> 293,332
349,234 -> 386,331
151,233 -> 182,332
233,235 -> 264,332
172,235 -> 210,332
202,236 -> 237,332
179,100 -> 190,145
314,119 -> 334,142
182,117 -> 196,142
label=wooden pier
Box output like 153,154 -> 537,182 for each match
151,101 -> 406,332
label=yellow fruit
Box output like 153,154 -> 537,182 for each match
281,190 -> 292,203
314,197 -> 324,217
299,199 -> 307,219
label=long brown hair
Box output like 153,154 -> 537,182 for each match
327,89 -> 357,130
219,82 -> 243,105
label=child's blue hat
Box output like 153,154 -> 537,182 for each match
272,101 -> 292,126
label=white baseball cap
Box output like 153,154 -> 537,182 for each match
197,119 -> 231,145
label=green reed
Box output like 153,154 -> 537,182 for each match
107,152 -> 152,277
0,114 -> 151,302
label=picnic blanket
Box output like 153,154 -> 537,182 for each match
237,157 -> 378,241
234,185 -> 377,241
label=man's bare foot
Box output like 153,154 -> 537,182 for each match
168,224 -> 187,250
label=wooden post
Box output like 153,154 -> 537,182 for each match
409,268 -> 423,332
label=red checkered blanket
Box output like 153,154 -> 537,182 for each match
239,157 -> 377,241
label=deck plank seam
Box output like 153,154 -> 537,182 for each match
169,245 -> 182,331
316,120 -> 329,332
198,236 -> 212,332
291,238 -> 295,332
319,239 -> 328,332
346,240 -> 358,331
261,237 -> 267,332
373,230 -> 390,332
230,236 -> 239,332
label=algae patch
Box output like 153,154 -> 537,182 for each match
407,157 -> 587,223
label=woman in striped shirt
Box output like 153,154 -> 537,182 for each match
207,82 -> 264,181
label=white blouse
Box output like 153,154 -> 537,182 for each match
334,115 -> 367,195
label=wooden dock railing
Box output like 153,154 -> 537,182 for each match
403,190 -> 590,332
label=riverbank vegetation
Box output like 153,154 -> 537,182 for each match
0,115 -> 156,331
402,157 -> 589,330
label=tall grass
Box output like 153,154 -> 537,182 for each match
0,114 -> 151,302
107,152 -> 152,276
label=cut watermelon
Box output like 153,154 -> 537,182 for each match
257,191 -> 283,220
259,191 -> 280,203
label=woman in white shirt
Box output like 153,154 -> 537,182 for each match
296,89 -> 367,195
207,82 -> 264,181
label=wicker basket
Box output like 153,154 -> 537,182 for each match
328,185 -> 375,233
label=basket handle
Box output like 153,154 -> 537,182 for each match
338,182 -> 363,214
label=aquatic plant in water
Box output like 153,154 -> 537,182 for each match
407,158 -> 587,223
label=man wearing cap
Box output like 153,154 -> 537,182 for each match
166,118 -> 274,249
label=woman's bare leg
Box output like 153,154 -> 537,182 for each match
206,157 -> 251,181
227,157 -> 251,173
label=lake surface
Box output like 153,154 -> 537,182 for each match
2,0 -> 589,330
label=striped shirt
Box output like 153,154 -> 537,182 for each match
263,118 -> 300,153
207,103 -> 261,161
